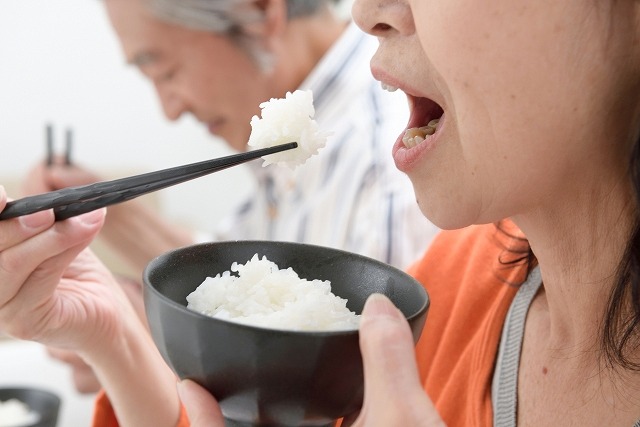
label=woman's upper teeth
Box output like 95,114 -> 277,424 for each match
381,82 -> 399,92
402,119 -> 440,148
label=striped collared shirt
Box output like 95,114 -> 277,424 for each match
211,22 -> 440,270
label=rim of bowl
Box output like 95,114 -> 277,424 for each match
144,240 -> 430,337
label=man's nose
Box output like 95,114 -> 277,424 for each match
157,87 -> 187,121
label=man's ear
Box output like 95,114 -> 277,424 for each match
241,0 -> 288,38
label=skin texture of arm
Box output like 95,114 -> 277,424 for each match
46,275 -> 150,395
84,299 -> 182,427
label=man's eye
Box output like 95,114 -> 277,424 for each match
143,68 -> 176,84
158,69 -> 176,82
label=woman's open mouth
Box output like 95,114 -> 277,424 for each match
382,82 -> 444,149
403,95 -> 444,148
381,82 -> 445,171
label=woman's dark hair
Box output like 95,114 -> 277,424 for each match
498,135 -> 640,371
603,137 -> 640,370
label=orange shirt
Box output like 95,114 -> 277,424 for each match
409,222 -> 527,427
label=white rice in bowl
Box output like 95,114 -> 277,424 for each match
186,254 -> 360,331
0,399 -> 39,427
247,89 -> 329,169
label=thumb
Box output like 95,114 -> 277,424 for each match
355,294 -> 443,426
177,380 -> 225,427
359,294 -> 424,401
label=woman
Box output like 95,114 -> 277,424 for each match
183,0 -> 640,425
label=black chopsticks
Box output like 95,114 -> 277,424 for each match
0,142 -> 297,221
46,123 -> 73,167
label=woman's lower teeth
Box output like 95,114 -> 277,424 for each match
402,119 -> 439,148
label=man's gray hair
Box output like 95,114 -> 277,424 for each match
149,0 -> 336,33
148,0 -> 338,70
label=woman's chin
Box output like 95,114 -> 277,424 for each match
414,192 -> 479,231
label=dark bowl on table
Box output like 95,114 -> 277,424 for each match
0,387 -> 60,427
143,241 -> 429,427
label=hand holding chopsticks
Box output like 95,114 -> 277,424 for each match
0,142 -> 297,221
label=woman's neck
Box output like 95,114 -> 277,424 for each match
513,171 -> 635,356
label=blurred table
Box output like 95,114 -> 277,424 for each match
0,337 -> 95,426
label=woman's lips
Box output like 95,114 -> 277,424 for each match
393,115 -> 443,173
392,94 -> 445,173
373,69 -> 446,172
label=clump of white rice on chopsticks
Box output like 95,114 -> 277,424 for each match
248,89 -> 329,169
186,254 -> 359,331
0,399 -> 39,427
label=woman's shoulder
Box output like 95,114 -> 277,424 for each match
408,221 -> 527,315
411,223 -> 525,425
409,224 -> 513,282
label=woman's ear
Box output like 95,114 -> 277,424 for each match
241,0 -> 288,39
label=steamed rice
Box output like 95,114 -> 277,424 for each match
0,399 -> 39,427
186,254 -> 360,331
247,90 -> 329,169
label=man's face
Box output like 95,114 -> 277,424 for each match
105,0 -> 275,150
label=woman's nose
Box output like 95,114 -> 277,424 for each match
352,0 -> 414,38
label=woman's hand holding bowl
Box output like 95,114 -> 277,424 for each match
178,294 -> 445,427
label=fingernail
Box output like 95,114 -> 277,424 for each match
19,210 -> 53,229
362,293 -> 399,318
78,208 -> 106,225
